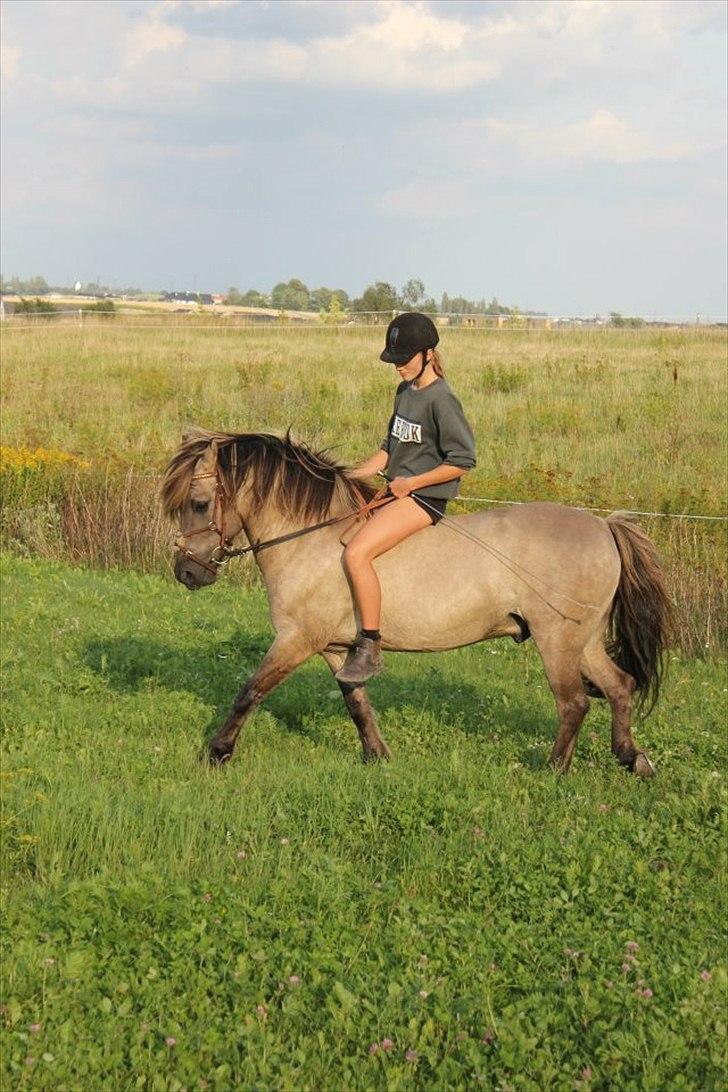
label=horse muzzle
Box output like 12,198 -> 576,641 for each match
174,549 -> 219,590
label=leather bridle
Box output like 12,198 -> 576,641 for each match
174,471 -> 236,577
175,470 -> 393,577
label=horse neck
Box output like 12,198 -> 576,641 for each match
233,472 -> 352,553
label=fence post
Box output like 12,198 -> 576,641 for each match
78,309 -> 83,328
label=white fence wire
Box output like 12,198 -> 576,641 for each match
453,496 -> 727,522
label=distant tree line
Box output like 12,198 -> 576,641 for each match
0,275 -> 143,297
608,311 -> 645,328
1,273 -> 546,317
224,277 -> 529,316
224,281 -> 351,313
10,297 -> 116,314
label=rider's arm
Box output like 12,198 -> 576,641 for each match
389,462 -> 467,497
390,387 -> 475,496
348,449 -> 389,481
404,463 -> 467,491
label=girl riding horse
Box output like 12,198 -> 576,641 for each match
339,312 -> 476,684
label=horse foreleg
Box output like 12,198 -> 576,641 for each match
340,682 -> 392,762
209,635 -> 312,764
321,651 -> 391,762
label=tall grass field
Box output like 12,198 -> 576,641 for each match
2,324 -> 726,651
1,323 -> 727,1090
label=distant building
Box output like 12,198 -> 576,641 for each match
161,291 -> 213,306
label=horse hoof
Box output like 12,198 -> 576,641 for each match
363,744 -> 392,763
633,752 -> 656,778
208,745 -> 233,767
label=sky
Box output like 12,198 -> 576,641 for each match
1,0 -> 726,318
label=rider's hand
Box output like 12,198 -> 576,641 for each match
388,477 -> 414,498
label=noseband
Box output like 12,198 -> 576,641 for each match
174,470 -> 234,577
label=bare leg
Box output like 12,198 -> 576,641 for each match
582,644 -> 655,777
343,497 -> 432,630
321,651 -> 391,761
208,635 -> 312,764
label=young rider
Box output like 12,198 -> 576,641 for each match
337,312 -> 476,685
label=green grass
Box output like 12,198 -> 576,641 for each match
1,555 -> 726,1090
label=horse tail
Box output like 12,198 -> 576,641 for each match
605,513 -> 673,714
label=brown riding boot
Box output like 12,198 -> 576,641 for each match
335,635 -> 383,685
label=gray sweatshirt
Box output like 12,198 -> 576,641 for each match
380,378 -> 476,499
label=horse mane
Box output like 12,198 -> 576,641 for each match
161,428 -> 376,523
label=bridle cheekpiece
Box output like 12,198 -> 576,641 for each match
174,470 -> 235,577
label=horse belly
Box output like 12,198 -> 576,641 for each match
376,550 -> 512,652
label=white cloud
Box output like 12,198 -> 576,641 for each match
117,0 -> 494,92
13,0 -> 723,112
0,41 -> 21,83
123,140 -> 240,164
126,16 -> 187,66
422,110 -> 702,171
189,0 -> 240,9
159,0 -> 240,10
364,0 -> 468,52
560,110 -> 697,164
377,105 -> 708,219
379,178 -> 479,217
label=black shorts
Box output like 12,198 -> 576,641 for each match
412,494 -> 448,524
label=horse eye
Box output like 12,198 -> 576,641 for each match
191,499 -> 210,514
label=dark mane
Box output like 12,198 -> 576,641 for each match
161,428 -> 376,523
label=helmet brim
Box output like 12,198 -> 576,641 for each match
380,348 -> 417,365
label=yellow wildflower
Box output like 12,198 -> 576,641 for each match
0,445 -> 91,471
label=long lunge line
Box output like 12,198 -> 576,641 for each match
405,490 -> 599,623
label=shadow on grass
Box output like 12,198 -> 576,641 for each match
83,631 -> 553,764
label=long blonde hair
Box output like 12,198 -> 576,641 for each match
431,348 -> 445,377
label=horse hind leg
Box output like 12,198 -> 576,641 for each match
581,644 -> 655,777
535,642 -> 591,773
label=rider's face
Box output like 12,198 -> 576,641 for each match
394,349 -> 431,382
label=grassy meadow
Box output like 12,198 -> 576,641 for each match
1,555 -> 726,1091
1,322 -> 727,1089
1,323 -> 726,652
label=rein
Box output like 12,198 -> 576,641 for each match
224,485 -> 392,559
175,472 -> 392,573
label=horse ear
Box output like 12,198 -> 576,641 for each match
198,439 -> 218,473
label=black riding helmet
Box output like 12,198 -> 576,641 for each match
380,312 -> 439,367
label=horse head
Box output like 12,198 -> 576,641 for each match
162,428 -> 375,590
169,438 -> 243,590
